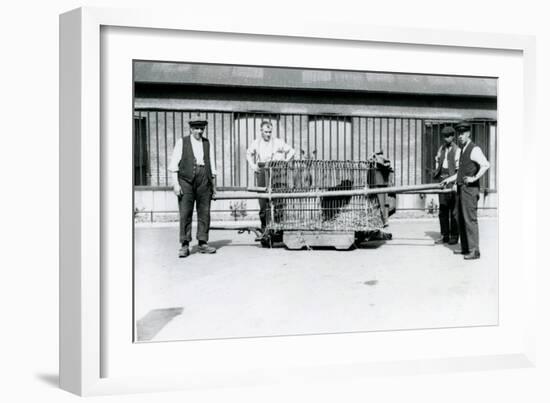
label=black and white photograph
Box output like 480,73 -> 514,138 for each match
132,61 -> 498,342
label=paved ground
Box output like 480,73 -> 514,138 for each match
134,218 -> 498,342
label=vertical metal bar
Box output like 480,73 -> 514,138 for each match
137,112 -> 142,185
371,117 -> 376,154
485,122 -> 490,189
147,111 -> 152,186
221,113 -> 225,188
237,115 -> 241,187
494,122 -> 498,190
343,117 -> 347,160
299,114 -> 303,158
407,118 -> 410,185
414,119 -> 418,184
277,116 -> 281,144
400,118 -> 403,186
212,111 -> 216,167
180,111 -> 184,140
365,117 -> 369,159
230,112 -> 234,186
329,118 -> 332,160
314,116 -> 318,158
171,111 -> 175,145
421,119 -> 425,185
164,111 -> 168,186
252,115 -> 256,185
336,117 -> 340,160
321,117 -> 324,160
291,114 -> 295,152
393,118 -> 396,176
307,115 -> 310,159
283,114 -> 287,144
386,118 -> 389,159
379,117 -> 382,153
245,115 -> 249,187
351,117 -> 355,160
155,111 -> 160,186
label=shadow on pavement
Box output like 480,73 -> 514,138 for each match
136,307 -> 184,341
425,230 -> 458,252
190,239 -> 233,252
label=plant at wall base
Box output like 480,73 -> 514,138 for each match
229,201 -> 248,221
427,199 -> 437,216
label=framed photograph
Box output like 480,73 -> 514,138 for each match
60,7 -> 537,396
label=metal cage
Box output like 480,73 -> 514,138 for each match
263,159 -> 393,232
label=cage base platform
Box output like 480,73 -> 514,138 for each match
283,230 -> 356,250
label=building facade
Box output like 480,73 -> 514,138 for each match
133,62 -> 497,221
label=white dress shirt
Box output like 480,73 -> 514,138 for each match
168,136 -> 217,175
246,137 -> 294,165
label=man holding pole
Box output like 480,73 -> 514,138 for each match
246,120 -> 295,232
440,122 -> 490,260
433,126 -> 460,245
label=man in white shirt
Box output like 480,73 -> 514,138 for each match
246,120 -> 295,231
441,121 -> 490,260
168,114 -> 217,257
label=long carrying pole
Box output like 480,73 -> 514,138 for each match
214,183 -> 445,200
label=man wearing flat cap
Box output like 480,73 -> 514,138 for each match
433,125 -> 460,245
440,121 -> 490,260
169,113 -> 217,258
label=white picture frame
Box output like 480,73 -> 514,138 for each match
59,7 -> 537,396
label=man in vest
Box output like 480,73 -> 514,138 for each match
246,120 -> 295,233
440,121 -> 490,260
168,114 -> 217,258
433,126 -> 460,245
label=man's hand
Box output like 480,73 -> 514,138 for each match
440,177 -> 451,187
212,189 -> 217,200
173,183 -> 182,197
463,176 -> 476,184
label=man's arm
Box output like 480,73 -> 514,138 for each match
464,146 -> 490,184
208,143 -> 218,199
282,140 -> 296,161
246,140 -> 259,172
434,146 -> 442,171
168,139 -> 182,196
440,146 -> 461,186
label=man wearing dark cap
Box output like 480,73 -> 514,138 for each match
168,113 -> 217,257
433,126 -> 460,245
441,122 -> 490,260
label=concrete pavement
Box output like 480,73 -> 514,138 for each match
134,218 -> 498,342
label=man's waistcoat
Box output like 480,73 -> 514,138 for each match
177,135 -> 213,184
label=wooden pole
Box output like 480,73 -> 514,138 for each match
214,183 -> 444,200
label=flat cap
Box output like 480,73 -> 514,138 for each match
455,121 -> 471,132
188,113 -> 208,127
441,126 -> 455,136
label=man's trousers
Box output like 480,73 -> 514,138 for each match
178,166 -> 212,243
438,191 -> 459,240
455,185 -> 480,253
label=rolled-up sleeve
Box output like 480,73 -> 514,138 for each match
168,139 -> 182,173
471,146 -> 490,169
246,139 -> 258,164
280,138 -> 295,159
209,143 -> 217,176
